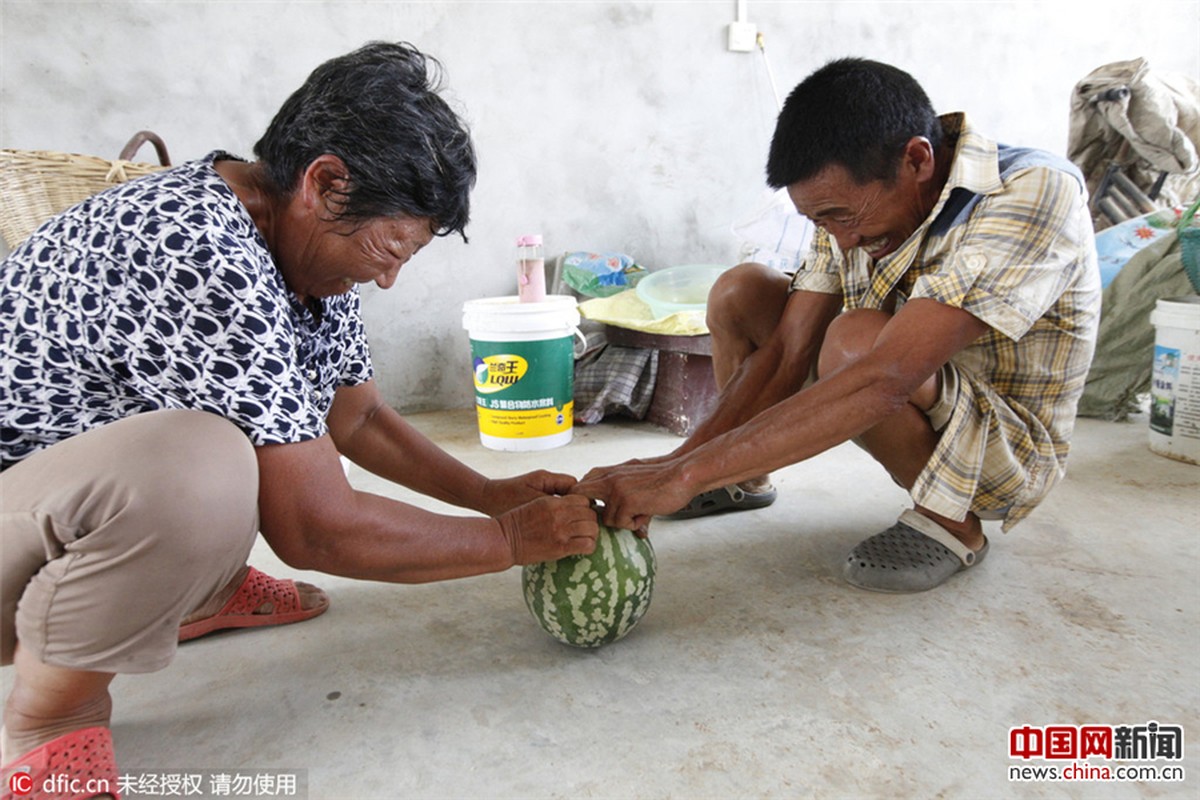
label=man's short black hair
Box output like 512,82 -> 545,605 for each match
766,57 -> 943,188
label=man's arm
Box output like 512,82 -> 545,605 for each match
676,288 -> 844,456
568,288 -> 840,518
575,297 -> 988,530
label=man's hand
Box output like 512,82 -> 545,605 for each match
496,494 -> 600,565
479,470 -> 578,517
572,459 -> 697,533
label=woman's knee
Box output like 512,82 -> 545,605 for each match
122,411 -> 259,558
152,409 -> 257,492
2,411 -> 259,670
46,410 -> 260,564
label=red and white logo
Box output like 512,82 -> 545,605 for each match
8,768 -> 34,796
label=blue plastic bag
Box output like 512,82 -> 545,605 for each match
561,251 -> 646,298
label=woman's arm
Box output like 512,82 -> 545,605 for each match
254,432 -> 597,583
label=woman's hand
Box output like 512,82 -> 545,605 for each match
496,493 -> 599,565
478,470 -> 578,517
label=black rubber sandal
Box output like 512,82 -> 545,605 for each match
662,484 -> 778,520
842,509 -> 989,593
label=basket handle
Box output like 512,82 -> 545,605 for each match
118,130 -> 171,166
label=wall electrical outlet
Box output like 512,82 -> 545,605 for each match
727,21 -> 756,52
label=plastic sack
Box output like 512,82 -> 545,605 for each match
1095,205 -> 1184,288
732,188 -> 815,273
561,251 -> 646,298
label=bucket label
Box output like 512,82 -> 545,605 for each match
1150,345 -> 1180,436
474,354 -> 529,394
1151,342 -> 1200,446
469,336 -> 573,440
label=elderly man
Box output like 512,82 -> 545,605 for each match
576,57 -> 1100,593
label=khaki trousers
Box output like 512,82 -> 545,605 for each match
1,410 -> 259,673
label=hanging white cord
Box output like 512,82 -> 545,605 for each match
757,32 -> 783,112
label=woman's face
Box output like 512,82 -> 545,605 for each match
282,211 -> 436,302
261,154 -> 439,303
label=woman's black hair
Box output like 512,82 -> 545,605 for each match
254,41 -> 476,240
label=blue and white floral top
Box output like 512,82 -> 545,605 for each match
0,151 -> 373,470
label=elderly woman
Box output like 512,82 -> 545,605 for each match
0,42 -> 598,793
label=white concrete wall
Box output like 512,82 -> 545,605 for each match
3,0 -> 1198,411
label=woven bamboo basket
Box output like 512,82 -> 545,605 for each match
0,131 -> 171,249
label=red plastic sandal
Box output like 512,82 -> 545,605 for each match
178,566 -> 328,642
1,726 -> 119,799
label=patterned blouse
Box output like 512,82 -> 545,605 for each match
1,151 -> 373,471
791,114 -> 1101,529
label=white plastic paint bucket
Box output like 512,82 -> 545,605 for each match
1148,295 -> 1200,465
462,295 -> 582,451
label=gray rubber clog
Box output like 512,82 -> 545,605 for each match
843,509 -> 989,593
662,484 -> 778,520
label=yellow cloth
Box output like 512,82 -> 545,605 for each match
578,289 -> 709,335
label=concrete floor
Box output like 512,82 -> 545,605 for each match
5,408 -> 1198,799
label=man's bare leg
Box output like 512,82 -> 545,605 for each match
705,263 -> 792,494
817,307 -> 984,551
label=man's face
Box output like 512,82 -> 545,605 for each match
786,153 -> 933,261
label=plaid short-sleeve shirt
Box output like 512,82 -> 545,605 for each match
1,152 -> 374,470
791,114 -> 1101,529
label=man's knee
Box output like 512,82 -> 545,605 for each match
817,308 -> 892,377
706,262 -> 791,338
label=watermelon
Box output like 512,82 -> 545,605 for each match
522,518 -> 656,648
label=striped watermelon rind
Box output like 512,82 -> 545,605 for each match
522,520 -> 656,648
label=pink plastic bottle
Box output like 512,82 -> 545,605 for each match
517,234 -> 547,303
